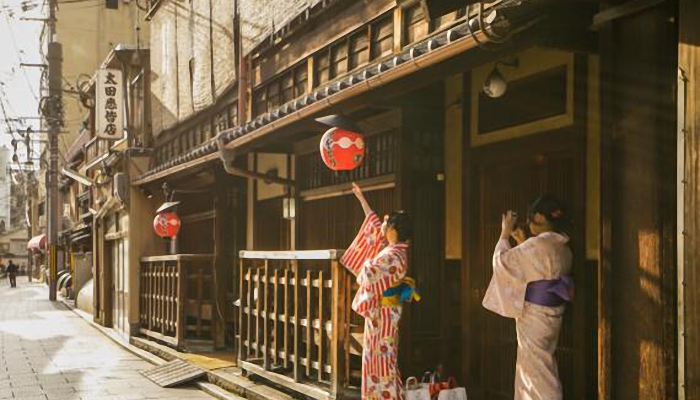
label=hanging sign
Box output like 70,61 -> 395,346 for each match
96,68 -> 124,140
153,212 -> 181,238
319,127 -> 365,171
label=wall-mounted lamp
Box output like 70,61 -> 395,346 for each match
283,195 -> 296,220
483,59 -> 519,99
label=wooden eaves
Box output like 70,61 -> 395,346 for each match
133,1 -> 536,186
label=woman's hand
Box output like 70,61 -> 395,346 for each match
511,228 -> 527,245
500,210 -> 518,240
352,182 -> 372,216
352,182 -> 364,200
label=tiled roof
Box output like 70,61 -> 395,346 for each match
136,2 -> 529,182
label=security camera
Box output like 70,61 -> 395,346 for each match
483,67 -> 507,98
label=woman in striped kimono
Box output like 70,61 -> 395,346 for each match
482,195 -> 574,400
341,183 -> 412,400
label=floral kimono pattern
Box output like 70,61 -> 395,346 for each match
482,232 -> 573,400
342,212 -> 408,400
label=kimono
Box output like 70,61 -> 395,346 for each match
482,232 -> 573,400
342,212 -> 408,400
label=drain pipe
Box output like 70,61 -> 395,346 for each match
216,134 -> 293,187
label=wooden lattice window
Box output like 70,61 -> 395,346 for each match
404,4 -> 428,46
315,51 -> 331,87
201,121 -> 211,141
330,41 -> 349,79
183,131 -> 190,151
430,8 -> 463,33
298,129 -> 398,191
191,129 -> 198,147
229,102 -> 238,127
370,16 -> 394,60
294,65 -> 308,97
349,31 -> 369,70
282,73 -> 294,104
267,80 -> 281,111
254,88 -> 268,117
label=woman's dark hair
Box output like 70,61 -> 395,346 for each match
387,211 -> 412,242
528,194 -> 571,234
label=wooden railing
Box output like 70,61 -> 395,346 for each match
139,254 -> 216,348
237,250 -> 359,400
84,136 -> 111,165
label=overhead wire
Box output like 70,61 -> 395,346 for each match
0,0 -> 40,102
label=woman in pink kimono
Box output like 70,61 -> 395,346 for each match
483,195 -> 574,400
341,183 -> 411,400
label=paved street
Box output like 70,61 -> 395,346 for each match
0,276 -> 215,400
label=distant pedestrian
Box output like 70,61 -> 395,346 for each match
7,260 -> 19,288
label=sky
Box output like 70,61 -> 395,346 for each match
0,0 -> 43,162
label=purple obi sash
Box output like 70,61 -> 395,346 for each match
525,276 -> 574,307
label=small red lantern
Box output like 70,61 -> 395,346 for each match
153,212 -> 181,238
320,127 -> 365,171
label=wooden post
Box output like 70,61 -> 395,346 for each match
263,260 -> 270,370
330,260 -> 347,398
273,268 -> 280,366
393,7 -> 404,53
247,264 -> 253,361
317,270 -> 324,382
284,268 -> 290,369
197,267 -> 203,338
213,185 -> 227,349
306,270 -> 312,377
679,1 -> 700,397
292,259 -> 301,382
255,268 -> 261,359
238,258 -> 247,362
176,259 -> 185,347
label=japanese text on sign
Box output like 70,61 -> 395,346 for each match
96,69 -> 123,140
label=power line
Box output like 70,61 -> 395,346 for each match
0,0 -> 40,102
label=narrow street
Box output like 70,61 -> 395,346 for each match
0,276 -> 215,400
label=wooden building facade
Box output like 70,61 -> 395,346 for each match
53,0 -> 700,399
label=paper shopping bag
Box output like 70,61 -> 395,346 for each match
405,377 -> 431,400
437,387 -> 468,400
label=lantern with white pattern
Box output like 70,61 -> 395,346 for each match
319,127 -> 365,171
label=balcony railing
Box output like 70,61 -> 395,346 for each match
237,250 -> 360,399
84,137 -> 111,165
139,254 -> 216,348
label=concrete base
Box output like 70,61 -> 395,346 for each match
76,278 -> 94,315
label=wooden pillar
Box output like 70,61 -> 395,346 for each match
679,1 -> 700,398
213,170 -> 231,349
600,3 -> 678,399
397,87 -> 445,377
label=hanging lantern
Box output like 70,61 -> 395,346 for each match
319,127 -> 365,171
153,211 -> 181,238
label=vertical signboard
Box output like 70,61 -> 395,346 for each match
96,69 -> 124,140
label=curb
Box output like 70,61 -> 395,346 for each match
57,297 -> 246,400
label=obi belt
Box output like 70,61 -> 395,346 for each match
525,276 -> 574,308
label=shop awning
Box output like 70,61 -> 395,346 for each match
27,234 -> 46,251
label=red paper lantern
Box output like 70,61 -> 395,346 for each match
320,127 -> 365,171
153,212 -> 181,238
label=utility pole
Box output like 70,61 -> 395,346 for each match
44,0 -> 62,301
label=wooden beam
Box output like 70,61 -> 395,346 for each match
591,0 -> 666,28
540,31 -> 599,54
239,360 -> 331,400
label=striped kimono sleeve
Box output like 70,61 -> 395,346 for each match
341,212 -> 386,276
363,247 -> 408,298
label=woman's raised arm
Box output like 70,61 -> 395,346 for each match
352,182 -> 373,216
